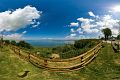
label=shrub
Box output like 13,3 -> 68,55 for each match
11,40 -> 16,45
74,39 -> 99,49
52,44 -> 74,53
60,49 -> 88,59
4,40 -> 10,45
74,39 -> 90,49
17,40 -> 33,49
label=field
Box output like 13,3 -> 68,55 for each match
0,43 -> 120,80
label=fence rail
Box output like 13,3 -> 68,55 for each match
111,41 -> 119,52
10,42 -> 102,72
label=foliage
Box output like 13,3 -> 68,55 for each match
4,40 -> 10,44
34,39 -> 100,59
1,42 -> 120,80
117,34 -> 120,40
11,40 -> 16,45
102,28 -> 112,40
31,47 -> 52,58
74,39 -> 99,49
17,40 -> 33,49
52,44 -> 74,53
60,49 -> 88,59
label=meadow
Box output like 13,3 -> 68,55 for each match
0,39 -> 120,80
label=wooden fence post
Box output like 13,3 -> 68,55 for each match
13,47 -> 15,53
28,52 -> 30,60
44,60 -> 48,67
81,56 -> 83,63
19,48 -> 20,56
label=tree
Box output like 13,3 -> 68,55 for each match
117,34 -> 120,40
74,39 -> 90,49
4,40 -> 10,45
17,40 -> 33,49
11,40 -> 16,45
102,28 -> 112,41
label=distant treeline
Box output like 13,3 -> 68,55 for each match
0,40 -> 33,49
32,39 -> 101,59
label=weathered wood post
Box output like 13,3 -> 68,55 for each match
13,46 -> 15,53
81,56 -> 83,63
44,59 -> 48,67
18,48 -> 20,57
28,52 -> 30,61
117,41 -> 119,52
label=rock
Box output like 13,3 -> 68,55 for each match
50,54 -> 60,59
18,71 -> 29,78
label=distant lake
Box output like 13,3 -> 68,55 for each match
26,40 -> 75,47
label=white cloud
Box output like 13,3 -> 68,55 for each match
88,11 -> 95,17
91,29 -> 99,33
22,31 -> 27,34
66,11 -> 120,39
77,18 -> 94,23
113,6 -> 120,13
70,22 -> 79,27
103,15 -> 112,20
76,27 -> 81,31
65,33 -> 76,39
0,5 -> 41,32
70,28 -> 75,32
4,33 -> 23,40
32,22 -> 40,28
70,33 -> 76,37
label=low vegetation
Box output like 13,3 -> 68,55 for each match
31,39 -> 100,59
1,40 -> 33,49
1,39 -> 100,59
1,42 -> 120,80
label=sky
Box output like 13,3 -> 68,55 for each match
1,0 -> 120,40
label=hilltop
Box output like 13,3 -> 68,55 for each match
0,43 -> 120,80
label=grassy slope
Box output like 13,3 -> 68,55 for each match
0,44 -> 120,80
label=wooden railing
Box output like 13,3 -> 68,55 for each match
111,41 -> 119,53
10,42 -> 102,72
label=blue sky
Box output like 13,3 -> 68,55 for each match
1,0 -> 120,40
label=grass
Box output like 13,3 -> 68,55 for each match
0,43 -> 120,80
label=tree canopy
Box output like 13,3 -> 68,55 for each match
102,28 -> 112,40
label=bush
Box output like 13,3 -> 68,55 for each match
52,44 -> 74,53
34,39 -> 100,59
11,40 -> 16,45
74,39 -> 99,49
17,40 -> 33,49
74,39 -> 89,49
4,40 -> 10,44
60,49 -> 88,59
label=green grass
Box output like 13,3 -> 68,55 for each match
0,44 -> 120,80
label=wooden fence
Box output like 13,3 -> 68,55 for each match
10,42 -> 102,72
111,41 -> 119,53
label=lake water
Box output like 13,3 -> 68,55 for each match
26,40 -> 75,47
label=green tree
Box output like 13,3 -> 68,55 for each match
11,40 -> 16,45
4,40 -> 10,45
17,40 -> 33,49
117,34 -> 120,40
102,28 -> 112,41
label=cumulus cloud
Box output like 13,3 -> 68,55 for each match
70,22 -> 79,27
65,33 -> 76,39
88,11 -> 95,17
70,28 -> 75,32
77,18 -> 94,23
32,22 -> 40,28
66,11 -> 120,39
103,15 -> 112,20
3,33 -> 23,40
0,5 -> 41,32
22,31 -> 27,34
